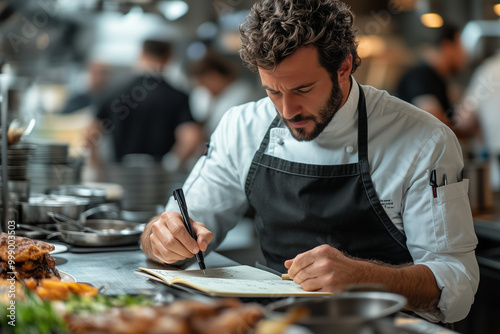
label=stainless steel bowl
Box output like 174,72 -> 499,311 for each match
19,194 -> 89,224
54,219 -> 144,246
269,292 -> 407,334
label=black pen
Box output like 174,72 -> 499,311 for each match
430,170 -> 437,198
173,188 -> 206,274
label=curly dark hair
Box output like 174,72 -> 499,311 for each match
239,0 -> 361,78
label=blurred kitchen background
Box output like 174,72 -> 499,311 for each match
1,1 -> 500,332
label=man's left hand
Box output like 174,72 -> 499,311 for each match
284,244 -> 362,292
285,244 -> 441,312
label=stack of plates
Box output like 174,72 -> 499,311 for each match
28,140 -> 69,164
0,143 -> 35,181
25,139 -> 83,194
104,155 -> 187,220
106,163 -> 171,210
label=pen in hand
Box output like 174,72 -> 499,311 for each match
173,188 -> 206,274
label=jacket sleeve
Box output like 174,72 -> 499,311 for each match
165,107 -> 253,255
401,124 -> 479,323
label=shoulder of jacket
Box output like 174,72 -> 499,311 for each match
223,97 -> 276,126
362,84 -> 455,140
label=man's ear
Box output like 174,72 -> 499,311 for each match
338,54 -> 353,84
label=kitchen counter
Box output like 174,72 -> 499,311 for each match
54,246 -> 239,295
53,247 -> 456,334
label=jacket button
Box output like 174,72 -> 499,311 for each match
346,146 -> 354,153
276,138 -> 284,145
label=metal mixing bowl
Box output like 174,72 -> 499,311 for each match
269,291 -> 407,334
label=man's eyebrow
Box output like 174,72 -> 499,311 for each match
289,82 -> 316,90
262,85 -> 276,91
262,82 -> 317,91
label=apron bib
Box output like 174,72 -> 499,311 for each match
245,84 -> 412,273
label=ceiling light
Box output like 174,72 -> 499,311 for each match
417,0 -> 443,28
420,13 -> 443,28
494,3 -> 500,16
158,1 -> 189,21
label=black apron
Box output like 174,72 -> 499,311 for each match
245,84 -> 413,273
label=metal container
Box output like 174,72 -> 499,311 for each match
19,215 -> 144,247
47,185 -> 108,208
269,292 -> 407,334
53,219 -> 144,246
18,194 -> 89,224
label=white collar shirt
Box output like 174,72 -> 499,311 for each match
166,77 -> 479,323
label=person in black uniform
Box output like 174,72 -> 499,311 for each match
396,23 -> 467,134
86,40 -> 203,169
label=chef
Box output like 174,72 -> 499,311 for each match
141,0 -> 479,324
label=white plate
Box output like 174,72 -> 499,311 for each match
59,270 -> 76,282
50,243 -> 68,255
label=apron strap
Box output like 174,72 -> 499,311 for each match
244,116 -> 281,195
357,83 -> 369,163
356,84 -> 409,250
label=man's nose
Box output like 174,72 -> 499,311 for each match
282,94 -> 301,120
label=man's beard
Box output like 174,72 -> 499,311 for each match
280,78 -> 344,141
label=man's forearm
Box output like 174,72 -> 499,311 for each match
355,260 -> 441,311
140,215 -> 161,263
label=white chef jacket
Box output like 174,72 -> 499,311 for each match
166,78 -> 479,323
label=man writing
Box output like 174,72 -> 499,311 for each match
141,0 -> 478,324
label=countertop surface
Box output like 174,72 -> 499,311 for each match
54,247 -> 238,295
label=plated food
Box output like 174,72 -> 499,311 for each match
25,278 -> 98,301
2,290 -> 265,334
64,297 -> 265,334
0,233 -> 97,301
0,232 -> 60,281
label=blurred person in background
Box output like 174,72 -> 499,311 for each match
188,49 -> 261,138
455,51 -> 500,191
395,23 -> 468,136
85,39 -> 204,174
60,61 -> 111,115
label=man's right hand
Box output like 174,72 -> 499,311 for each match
145,211 -> 213,264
